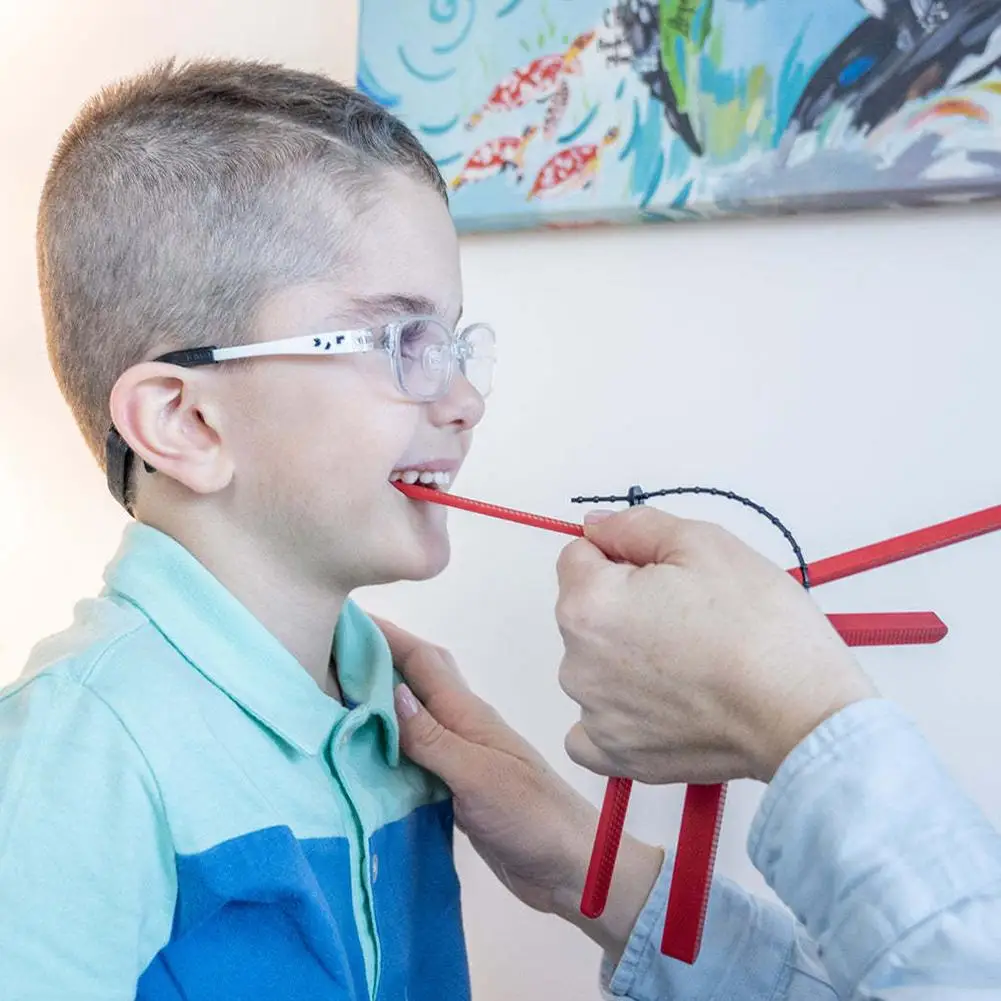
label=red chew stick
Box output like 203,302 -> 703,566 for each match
826,611 -> 948,645
660,612 -> 948,964
581,612 -> 947,932
661,784 -> 727,962
394,481 -> 583,536
788,504 -> 1001,586
580,777 -> 633,918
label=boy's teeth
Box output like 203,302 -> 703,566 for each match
390,469 -> 453,489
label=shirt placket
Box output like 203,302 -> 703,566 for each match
326,709 -> 382,1000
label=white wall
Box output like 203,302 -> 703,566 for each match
3,3 -> 1001,999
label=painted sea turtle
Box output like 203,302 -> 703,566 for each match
465,31 -> 596,138
526,126 -> 621,199
450,126 -> 540,191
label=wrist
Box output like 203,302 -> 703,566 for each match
553,830 -> 665,962
755,676 -> 878,782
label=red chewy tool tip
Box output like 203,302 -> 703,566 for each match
661,783 -> 727,963
394,481 -> 583,537
580,777 -> 633,918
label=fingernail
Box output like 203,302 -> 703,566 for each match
394,683 -> 421,720
584,510 -> 613,525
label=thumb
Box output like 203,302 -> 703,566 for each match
564,721 -> 619,777
394,683 -> 477,789
582,506 -> 687,567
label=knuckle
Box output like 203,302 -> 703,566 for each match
417,717 -> 448,748
556,655 -> 581,700
564,725 -> 589,766
556,579 -> 603,634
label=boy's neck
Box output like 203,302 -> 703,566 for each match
142,513 -> 348,698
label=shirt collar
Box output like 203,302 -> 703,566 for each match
103,523 -> 400,761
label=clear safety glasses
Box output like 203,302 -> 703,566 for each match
104,315 -> 496,512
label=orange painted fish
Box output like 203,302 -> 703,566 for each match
450,125 -> 539,190
465,31 -> 596,136
527,126 -> 620,200
909,97 -> 991,128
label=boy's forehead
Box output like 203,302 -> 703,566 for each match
258,175 -> 461,337
351,189 -> 460,300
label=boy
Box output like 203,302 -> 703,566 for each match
0,59 -> 495,1000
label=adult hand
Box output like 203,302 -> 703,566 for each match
375,617 -> 663,958
556,507 -> 877,786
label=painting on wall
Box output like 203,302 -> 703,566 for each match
356,2 -> 1001,232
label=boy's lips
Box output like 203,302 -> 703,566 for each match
389,459 -> 460,492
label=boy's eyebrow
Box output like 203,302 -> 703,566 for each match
347,293 -> 444,321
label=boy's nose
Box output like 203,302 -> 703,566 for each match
430,372 -> 486,429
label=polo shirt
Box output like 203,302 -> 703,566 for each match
0,523 -> 470,1001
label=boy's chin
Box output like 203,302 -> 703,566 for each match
388,536 -> 452,583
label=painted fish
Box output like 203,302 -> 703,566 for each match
465,31 -> 596,135
450,126 -> 540,190
909,96 -> 990,127
527,126 -> 620,199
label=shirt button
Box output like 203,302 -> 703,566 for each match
371,853 -> 379,883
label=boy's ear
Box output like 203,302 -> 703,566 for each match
108,362 -> 234,499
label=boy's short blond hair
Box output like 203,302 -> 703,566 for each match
37,59 -> 446,465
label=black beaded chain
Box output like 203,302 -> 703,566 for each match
570,484 -> 811,591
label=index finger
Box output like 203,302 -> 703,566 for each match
582,506 -> 688,567
555,535 -> 612,590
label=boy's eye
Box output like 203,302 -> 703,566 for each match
399,319 -> 429,348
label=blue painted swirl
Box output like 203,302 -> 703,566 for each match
420,113 -> 461,136
558,104 -> 600,144
618,100 -> 642,161
670,179 -> 694,209
435,151 -> 465,167
496,0 -> 524,18
638,150 -> 665,208
430,0 -> 458,23
433,0 -> 476,54
398,45 -> 457,82
356,54 -> 401,109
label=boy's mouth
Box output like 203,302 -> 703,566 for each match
390,468 -> 453,491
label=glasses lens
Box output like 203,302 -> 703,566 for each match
459,323 -> 496,397
394,317 -> 453,399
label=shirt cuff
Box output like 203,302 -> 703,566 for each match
601,854 -> 797,1000
748,697 -> 1001,995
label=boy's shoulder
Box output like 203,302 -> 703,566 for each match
2,592 -> 199,743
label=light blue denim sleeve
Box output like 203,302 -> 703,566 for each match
602,699 -> 1001,1000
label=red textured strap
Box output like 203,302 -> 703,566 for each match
789,504 -> 1001,586
826,611 -> 947,645
657,610 -> 948,963
661,783 -> 727,962
394,481 -> 583,537
580,777 -> 633,918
